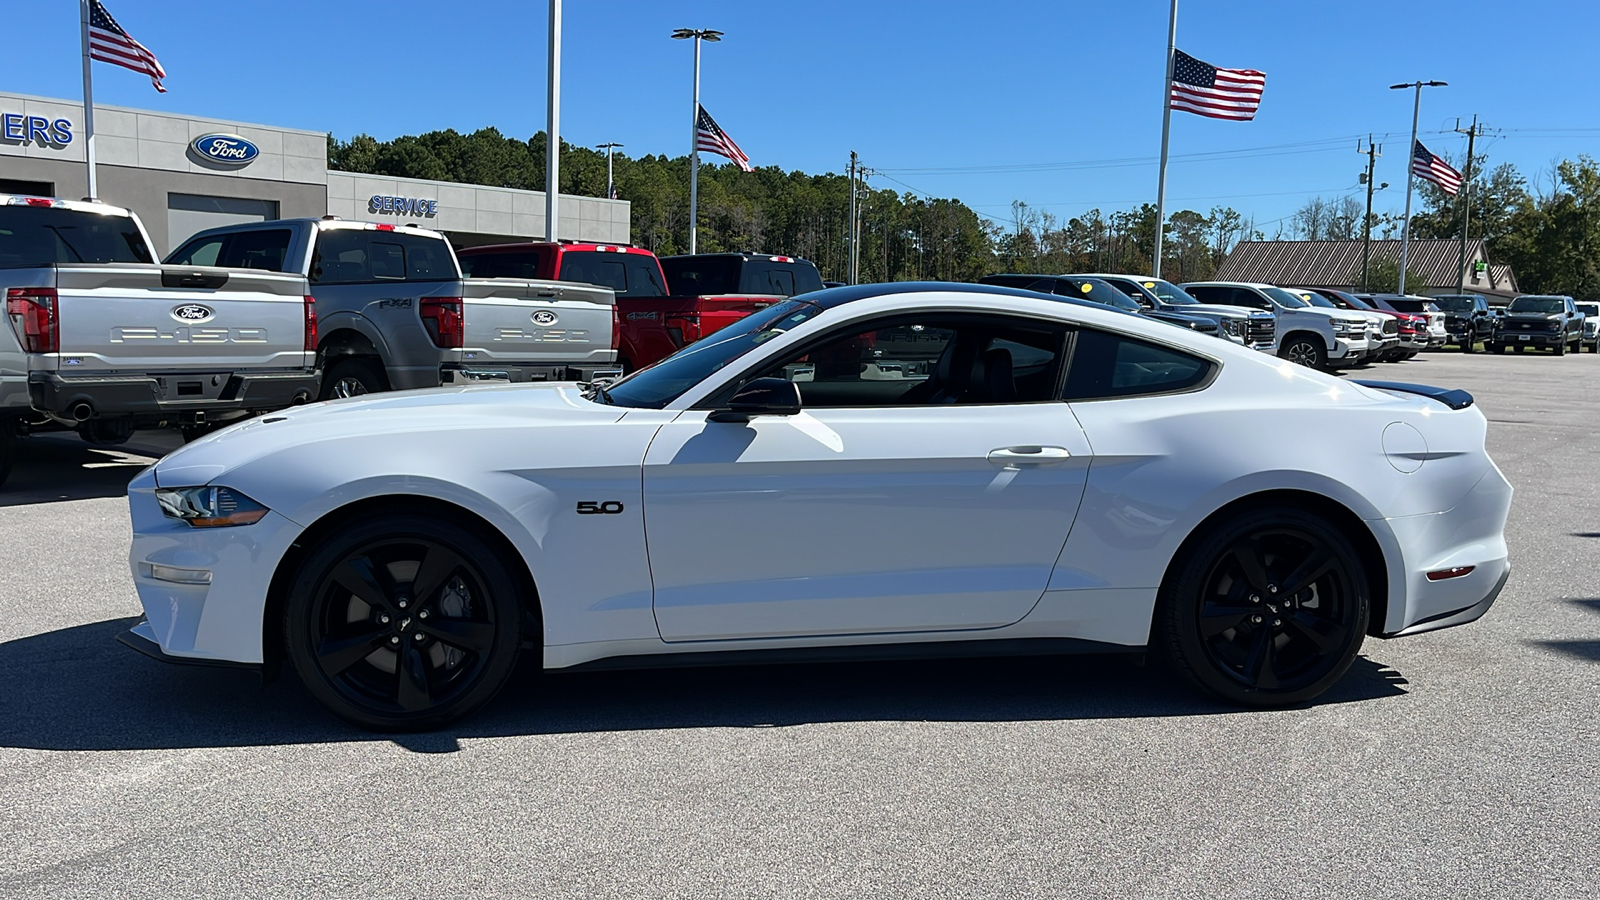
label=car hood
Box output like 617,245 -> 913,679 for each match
1501,312 -> 1560,320
154,383 -> 623,486
1169,303 -> 1261,319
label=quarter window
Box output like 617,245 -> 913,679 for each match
310,230 -> 457,284
1063,329 -> 1214,401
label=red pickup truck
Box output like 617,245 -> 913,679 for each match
456,244 -> 824,371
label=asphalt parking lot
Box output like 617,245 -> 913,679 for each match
1,352 -> 1596,899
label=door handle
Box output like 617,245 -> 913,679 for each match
987,445 -> 1071,465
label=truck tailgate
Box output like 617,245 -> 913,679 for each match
460,278 -> 615,369
48,265 -> 311,374
687,294 -> 787,337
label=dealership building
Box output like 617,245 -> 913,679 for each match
0,91 -> 631,256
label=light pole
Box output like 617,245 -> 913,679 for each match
672,27 -> 722,254
596,142 -> 623,199
1390,79 -> 1447,295
545,0 -> 561,242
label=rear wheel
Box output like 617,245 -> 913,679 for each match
1157,507 -> 1368,707
320,358 -> 387,400
0,419 -> 15,489
284,514 -> 525,730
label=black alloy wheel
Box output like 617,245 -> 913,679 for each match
1279,337 -> 1327,371
320,358 -> 387,401
1157,507 -> 1368,706
285,515 -> 524,730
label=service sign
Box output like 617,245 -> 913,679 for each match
369,195 -> 438,217
191,133 -> 260,166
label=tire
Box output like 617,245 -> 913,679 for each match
1278,335 -> 1327,371
1461,339 -> 1475,354
284,514 -> 525,730
0,420 -> 15,490
1555,339 -> 1566,356
320,358 -> 387,401
1156,507 -> 1369,707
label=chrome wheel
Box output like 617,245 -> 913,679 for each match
331,377 -> 369,399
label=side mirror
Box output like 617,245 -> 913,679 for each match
708,377 -> 802,423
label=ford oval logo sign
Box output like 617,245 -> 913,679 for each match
172,304 -> 215,323
191,133 -> 259,166
532,310 -> 558,326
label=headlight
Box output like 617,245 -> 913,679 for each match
1549,320 -> 1563,331
155,486 -> 270,527
1332,322 -> 1355,335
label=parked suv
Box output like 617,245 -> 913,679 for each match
169,220 -> 619,397
1073,273 -> 1268,346
1181,282 -> 1370,370
1295,288 -> 1409,361
1285,288 -> 1397,364
1492,294 -> 1585,355
1429,294 -> 1496,352
1577,302 -> 1600,352
978,274 -> 1221,336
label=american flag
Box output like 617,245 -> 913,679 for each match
88,0 -> 167,93
695,105 -> 751,172
1169,50 -> 1264,121
1411,141 -> 1462,195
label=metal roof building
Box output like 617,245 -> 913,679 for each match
1214,239 -> 1519,299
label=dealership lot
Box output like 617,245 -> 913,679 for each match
0,353 -> 1595,898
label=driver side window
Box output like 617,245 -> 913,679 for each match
751,316 -> 1067,408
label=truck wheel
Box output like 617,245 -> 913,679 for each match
1461,338 -> 1475,354
1555,339 -> 1566,356
321,359 -> 387,400
1278,336 -> 1327,371
0,420 -> 15,489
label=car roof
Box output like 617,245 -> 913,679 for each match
0,193 -> 133,217
801,281 -> 1102,313
458,242 -> 652,256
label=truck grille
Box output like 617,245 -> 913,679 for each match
1248,317 -> 1275,346
1382,319 -> 1398,335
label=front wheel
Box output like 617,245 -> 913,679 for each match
1555,339 -> 1567,356
1461,339 -> 1475,354
1156,507 -> 1369,707
1278,337 -> 1327,371
284,514 -> 525,730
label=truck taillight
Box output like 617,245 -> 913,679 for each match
6,287 -> 59,354
420,297 -> 464,348
611,305 -> 621,351
664,313 -> 702,348
303,295 -> 319,351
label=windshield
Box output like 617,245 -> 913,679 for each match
1432,296 -> 1476,313
1291,290 -> 1336,309
1142,278 -> 1200,304
1071,279 -> 1142,311
0,206 -> 153,268
1508,296 -> 1566,314
1263,287 -> 1309,308
599,299 -> 823,408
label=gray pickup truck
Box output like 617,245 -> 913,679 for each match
166,219 -> 620,398
1,195 -> 319,480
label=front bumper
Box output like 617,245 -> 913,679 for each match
119,618 -> 261,670
1494,331 -> 1565,348
441,363 -> 624,385
1328,336 -> 1370,362
30,370 -> 319,421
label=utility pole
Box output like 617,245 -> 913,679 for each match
596,142 -> 623,200
545,0 -> 561,242
1453,115 -> 1482,292
847,151 -> 858,285
1359,136 -> 1382,291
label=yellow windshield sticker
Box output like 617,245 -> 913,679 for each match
1081,283 -> 1093,293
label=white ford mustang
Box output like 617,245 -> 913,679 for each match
122,283 -> 1512,729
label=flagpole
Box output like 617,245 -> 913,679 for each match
689,35 -> 701,255
79,0 -> 98,200
1398,83 -> 1420,296
545,0 -> 561,242
1151,0 -> 1177,278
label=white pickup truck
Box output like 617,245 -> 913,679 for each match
1,195 -> 319,483
166,219 -> 620,399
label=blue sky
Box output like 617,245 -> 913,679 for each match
10,0 -> 1599,233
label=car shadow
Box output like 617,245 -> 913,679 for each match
0,617 -> 1410,753
0,432 -> 177,507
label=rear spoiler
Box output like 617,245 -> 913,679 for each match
1354,380 -> 1474,410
